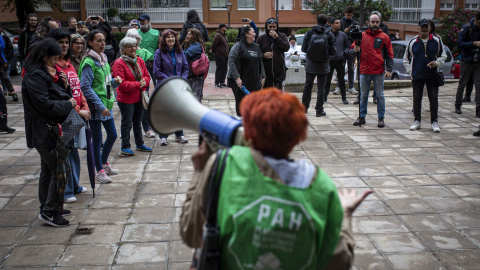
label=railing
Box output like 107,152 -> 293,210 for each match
302,0 -> 318,10
387,0 -> 435,22
465,0 -> 478,10
275,0 -> 294,10
62,0 -> 80,11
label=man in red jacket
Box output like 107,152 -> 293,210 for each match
351,14 -> 393,128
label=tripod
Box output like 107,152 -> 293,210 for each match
354,40 -> 362,127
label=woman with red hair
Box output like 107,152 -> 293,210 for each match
180,88 -> 372,269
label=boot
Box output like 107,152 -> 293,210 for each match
455,105 -> 462,114
0,113 -> 15,133
353,117 -> 366,126
462,96 -> 471,102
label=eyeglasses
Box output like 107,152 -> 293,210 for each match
131,24 -> 138,27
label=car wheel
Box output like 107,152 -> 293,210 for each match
392,74 -> 399,80
12,59 -> 22,75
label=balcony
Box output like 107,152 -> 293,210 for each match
386,0 -> 435,23
63,0 -> 80,11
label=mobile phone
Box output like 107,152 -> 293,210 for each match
106,85 -> 111,99
91,16 -> 99,21
241,18 -> 248,22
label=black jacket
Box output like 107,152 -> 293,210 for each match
330,30 -> 349,62
18,29 -> 35,59
302,25 -> 336,74
458,18 -> 480,63
179,22 -> 209,44
22,69 -> 72,148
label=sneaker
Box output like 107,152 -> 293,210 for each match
160,138 -> 168,146
473,130 -> 480,137
431,122 -> 440,133
103,162 -> 118,175
61,209 -> 71,216
333,87 -> 340,95
409,120 -> 421,131
96,169 -> 112,183
175,136 -> 189,144
220,83 -> 228,87
39,212 -> 69,227
79,186 -> 87,193
316,110 -> 326,117
214,83 -> 222,88
353,117 -> 366,126
462,96 -> 471,102
373,97 -> 377,104
378,118 -> 385,128
353,98 -> 360,105
348,88 -> 358,95
64,197 -> 77,203
455,105 -> 462,114
145,129 -> 155,138
121,148 -> 135,156
342,99 -> 348,105
136,144 -> 152,152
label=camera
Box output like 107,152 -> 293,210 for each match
473,48 -> 480,63
91,16 -> 99,21
349,25 -> 367,42
241,18 -> 248,22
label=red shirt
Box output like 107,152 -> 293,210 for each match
56,58 -> 89,113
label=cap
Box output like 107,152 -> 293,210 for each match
418,18 -> 429,26
77,21 -> 86,26
138,14 -> 150,21
219,23 -> 228,28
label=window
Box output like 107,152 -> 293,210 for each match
275,0 -> 293,10
150,0 -> 189,8
238,0 -> 255,9
440,0 -> 454,10
465,0 -> 478,10
211,0 -> 227,8
62,0 -> 80,11
302,0 -> 319,10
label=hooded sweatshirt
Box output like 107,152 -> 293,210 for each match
301,24 -> 336,74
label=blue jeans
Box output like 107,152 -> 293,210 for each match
359,74 -> 385,119
160,130 -> 184,139
65,145 -> 83,199
89,118 -> 117,171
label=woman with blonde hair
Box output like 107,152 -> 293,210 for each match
183,28 -> 206,101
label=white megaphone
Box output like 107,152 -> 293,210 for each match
148,76 -> 245,147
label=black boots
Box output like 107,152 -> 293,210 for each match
0,113 -> 15,133
353,117 -> 366,126
455,105 -> 462,114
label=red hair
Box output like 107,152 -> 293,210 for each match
240,88 -> 308,159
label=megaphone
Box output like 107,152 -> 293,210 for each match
148,76 -> 245,147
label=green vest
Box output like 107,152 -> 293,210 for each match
138,28 -> 159,56
78,57 -> 114,110
136,47 -> 153,62
217,146 -> 343,270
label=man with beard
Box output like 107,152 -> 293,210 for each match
18,13 -> 37,62
211,23 -> 229,88
67,17 -> 77,35
137,14 -> 160,83
256,18 -> 289,89
351,13 -> 393,128
403,19 -> 446,133
340,6 -> 359,97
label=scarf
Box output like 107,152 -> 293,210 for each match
121,54 -> 142,81
83,49 -> 108,67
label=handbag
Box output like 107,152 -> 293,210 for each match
191,45 -> 210,79
62,108 -> 86,144
142,90 -> 150,110
191,149 -> 230,270
435,71 -> 445,87
75,126 -> 87,149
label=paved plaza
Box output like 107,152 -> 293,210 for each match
0,74 -> 480,269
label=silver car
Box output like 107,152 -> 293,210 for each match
391,40 -> 455,80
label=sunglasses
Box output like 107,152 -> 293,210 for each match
131,24 -> 138,27
267,19 -> 277,24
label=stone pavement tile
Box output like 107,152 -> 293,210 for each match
355,166 -> 391,177
353,200 -> 394,216
60,266 -> 110,270
332,177 -> 367,188
373,187 -> 418,200
416,163 -> 458,174
430,174 -> 476,185
149,155 -> 182,163
352,254 -> 392,270
179,162 -> 194,171
442,212 -> 480,229
116,243 -> 168,264
461,230 -> 480,248
2,196 -> 38,210
394,147 -> 428,156
343,157 -> 379,166
121,224 -> 171,242
0,247 -> 12,265
15,183 -> 39,196
171,222 -> 182,241
0,174 -> 36,185
2,165 -> 40,175
373,156 -> 411,165
17,226 -> 75,246
179,171 -> 194,181
467,154 -> 480,162
129,207 -> 174,224
462,197 -> 480,208
424,147 -> 458,155
348,135 -> 380,142
143,171 -> 178,182
403,155 -> 441,164
397,175 -> 438,186
314,158 -> 349,167
176,182 -> 190,194
135,194 -> 175,208
175,194 -> 186,207
434,250 -> 480,270
452,146 -> 479,154
58,244 -> 117,266
0,184 -> 22,197
436,154 -> 477,163
412,141 -> 446,149
113,155 -> 150,164
289,150 -> 308,159
108,172 -> 143,183
385,252 -> 445,270
62,194 -> 93,210
447,185 -> 480,197
82,208 -> 130,225
139,182 -> 177,195
465,173 -> 480,184
369,233 -> 427,253
353,234 -> 379,255
299,140 -> 330,150
399,214 -> 454,232
385,164 -> 425,176
305,149 -> 338,159
385,199 -> 436,214
0,210 -> 38,226
169,240 -> 193,262
95,183 -> 138,196
415,231 -> 477,251
2,244 -> 65,267
151,146 -> 183,155
447,163 -> 480,174
113,163 -> 145,173
0,197 -> 9,210
357,216 -> 409,234
364,148 -> 398,157
0,227 -> 28,246
71,225 -> 124,245
328,142 -> 361,150
335,149 -> 370,158
113,264 -> 167,270
315,166 -> 357,178
410,186 -> 457,198
362,177 -> 404,187
90,194 -> 135,209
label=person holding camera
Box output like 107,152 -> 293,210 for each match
454,12 -> 480,117
351,13 -> 393,128
301,14 -> 336,117
340,6 -> 359,96
325,17 -> 349,104
257,18 -> 290,89
403,19 -> 446,133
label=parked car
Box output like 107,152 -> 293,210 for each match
1,29 -> 22,75
390,40 -> 455,80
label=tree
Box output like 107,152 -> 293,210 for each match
106,6 -> 137,32
437,8 -> 477,55
2,0 -> 62,28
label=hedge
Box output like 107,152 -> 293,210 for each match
205,42 -> 235,61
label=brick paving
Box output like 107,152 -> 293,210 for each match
0,71 -> 479,269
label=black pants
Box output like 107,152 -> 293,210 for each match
118,101 -> 144,149
263,77 -> 283,89
325,60 -> 347,100
412,78 -> 438,123
214,55 -> 228,85
0,85 -> 7,128
0,66 -> 14,93
142,62 -> 155,132
302,72 -> 327,112
464,76 -> 474,98
346,53 -> 355,89
228,78 -> 247,116
455,62 -> 480,107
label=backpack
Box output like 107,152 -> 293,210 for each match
191,45 -> 210,79
307,31 -> 329,63
192,23 -> 207,42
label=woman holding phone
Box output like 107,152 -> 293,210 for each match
79,30 -> 122,183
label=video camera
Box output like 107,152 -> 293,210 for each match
349,25 -> 368,44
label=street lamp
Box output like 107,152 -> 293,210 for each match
227,1 -> 233,28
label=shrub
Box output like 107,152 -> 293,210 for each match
205,42 -> 235,61
295,28 -> 311,34
112,32 -> 126,44
437,8 -> 476,55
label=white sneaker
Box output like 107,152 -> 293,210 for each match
160,138 -> 168,146
333,87 -> 340,95
175,136 -> 189,144
103,163 -> 118,175
348,88 -> 358,95
96,170 -> 112,184
65,197 -> 77,203
431,122 -> 440,133
145,129 -> 155,138
409,120 -> 421,131
80,186 -> 87,193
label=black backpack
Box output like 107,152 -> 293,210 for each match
307,31 -> 329,63
192,23 -> 207,42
